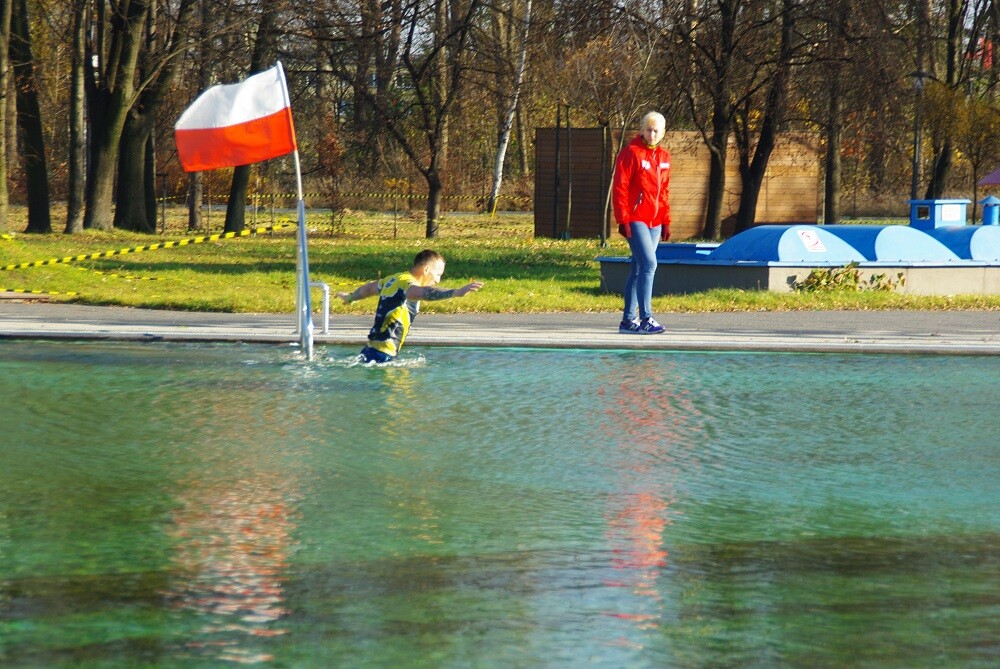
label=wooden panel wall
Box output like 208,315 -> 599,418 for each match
534,129 -> 820,240
533,128 -> 612,239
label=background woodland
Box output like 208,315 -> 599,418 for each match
2,0 -> 1000,240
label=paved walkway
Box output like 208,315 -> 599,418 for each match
1,299 -> 998,355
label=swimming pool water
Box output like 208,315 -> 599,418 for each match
1,340 -> 997,667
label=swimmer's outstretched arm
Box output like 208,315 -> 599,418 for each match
406,281 -> 484,301
337,280 -> 380,304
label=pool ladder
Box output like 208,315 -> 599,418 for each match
295,281 -> 330,335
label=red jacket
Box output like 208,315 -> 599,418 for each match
612,135 -> 671,239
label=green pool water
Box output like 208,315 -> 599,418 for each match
0,340 -> 997,668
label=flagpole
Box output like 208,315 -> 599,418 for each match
277,61 -> 314,360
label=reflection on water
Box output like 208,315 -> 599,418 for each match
595,360 -> 705,653
164,475 -> 296,664
1,341 -> 998,668
152,363 -> 310,664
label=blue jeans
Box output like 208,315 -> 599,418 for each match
623,222 -> 661,322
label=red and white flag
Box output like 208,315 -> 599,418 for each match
175,64 -> 297,172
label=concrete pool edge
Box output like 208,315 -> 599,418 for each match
1,302 -> 999,356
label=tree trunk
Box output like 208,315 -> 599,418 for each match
224,3 -> 278,233
515,102 -> 528,175
486,0 -> 531,214
115,1 -> 155,234
0,0 -> 12,229
700,0 -> 737,240
65,0 -> 87,233
10,0 -> 50,233
435,0 -> 449,170
114,111 -> 157,232
735,157 -> 766,233
824,73 -> 842,225
187,0 -> 209,232
925,0 -> 961,198
426,169 -> 442,238
823,0 -> 846,226
703,122 -> 729,240
188,173 -> 203,231
924,137 -> 952,200
85,129 -> 120,231
83,0 -> 151,231
113,0 -> 195,233
144,133 -> 157,227
225,164 -> 251,233
733,0 -> 793,234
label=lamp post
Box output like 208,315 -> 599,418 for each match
910,70 -> 927,201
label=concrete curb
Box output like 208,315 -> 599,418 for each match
1,302 -> 998,356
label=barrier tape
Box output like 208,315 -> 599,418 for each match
0,222 -> 294,272
157,192 -> 532,203
0,287 -> 78,296
333,192 -> 531,202
179,192 -> 533,202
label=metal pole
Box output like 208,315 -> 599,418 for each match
599,122 -> 608,246
277,60 -> 314,360
552,102 -> 561,238
564,106 -> 572,240
294,160 -> 314,361
157,173 -> 167,233
910,82 -> 922,201
910,60 -> 926,202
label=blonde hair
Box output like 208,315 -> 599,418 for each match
640,111 -> 665,130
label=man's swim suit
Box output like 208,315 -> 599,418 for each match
359,271 -> 419,362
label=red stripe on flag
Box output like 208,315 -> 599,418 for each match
175,107 -> 296,172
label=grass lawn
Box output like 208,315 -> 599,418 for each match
2,207 -> 999,313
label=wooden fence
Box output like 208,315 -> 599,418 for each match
534,128 -> 820,240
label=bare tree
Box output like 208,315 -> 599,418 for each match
819,0 -> 849,225
922,0 -> 995,199
187,0 -> 212,232
672,0 -> 742,240
223,2 -> 281,234
732,0 -> 800,233
960,96 -> 1000,217
318,0 -> 486,238
83,0 -> 153,231
561,28 -> 660,243
485,0 -> 532,215
66,0 -> 88,233
310,0 -> 404,173
3,0 -> 984,236
0,0 -> 11,229
10,0 -> 50,233
114,0 -> 198,232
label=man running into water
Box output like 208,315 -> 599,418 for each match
337,249 -> 484,363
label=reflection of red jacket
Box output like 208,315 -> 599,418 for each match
612,135 -> 671,239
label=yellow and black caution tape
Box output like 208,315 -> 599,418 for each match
0,287 -> 77,296
239,191 -> 532,203
0,222 -> 294,272
337,191 -> 532,203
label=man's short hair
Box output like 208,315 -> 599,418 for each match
413,249 -> 444,268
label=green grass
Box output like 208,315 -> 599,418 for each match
2,208 -> 999,313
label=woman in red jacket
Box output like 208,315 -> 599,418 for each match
612,111 -> 670,335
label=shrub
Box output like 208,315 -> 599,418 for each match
792,262 -> 905,292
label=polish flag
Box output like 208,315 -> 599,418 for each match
175,64 -> 297,172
